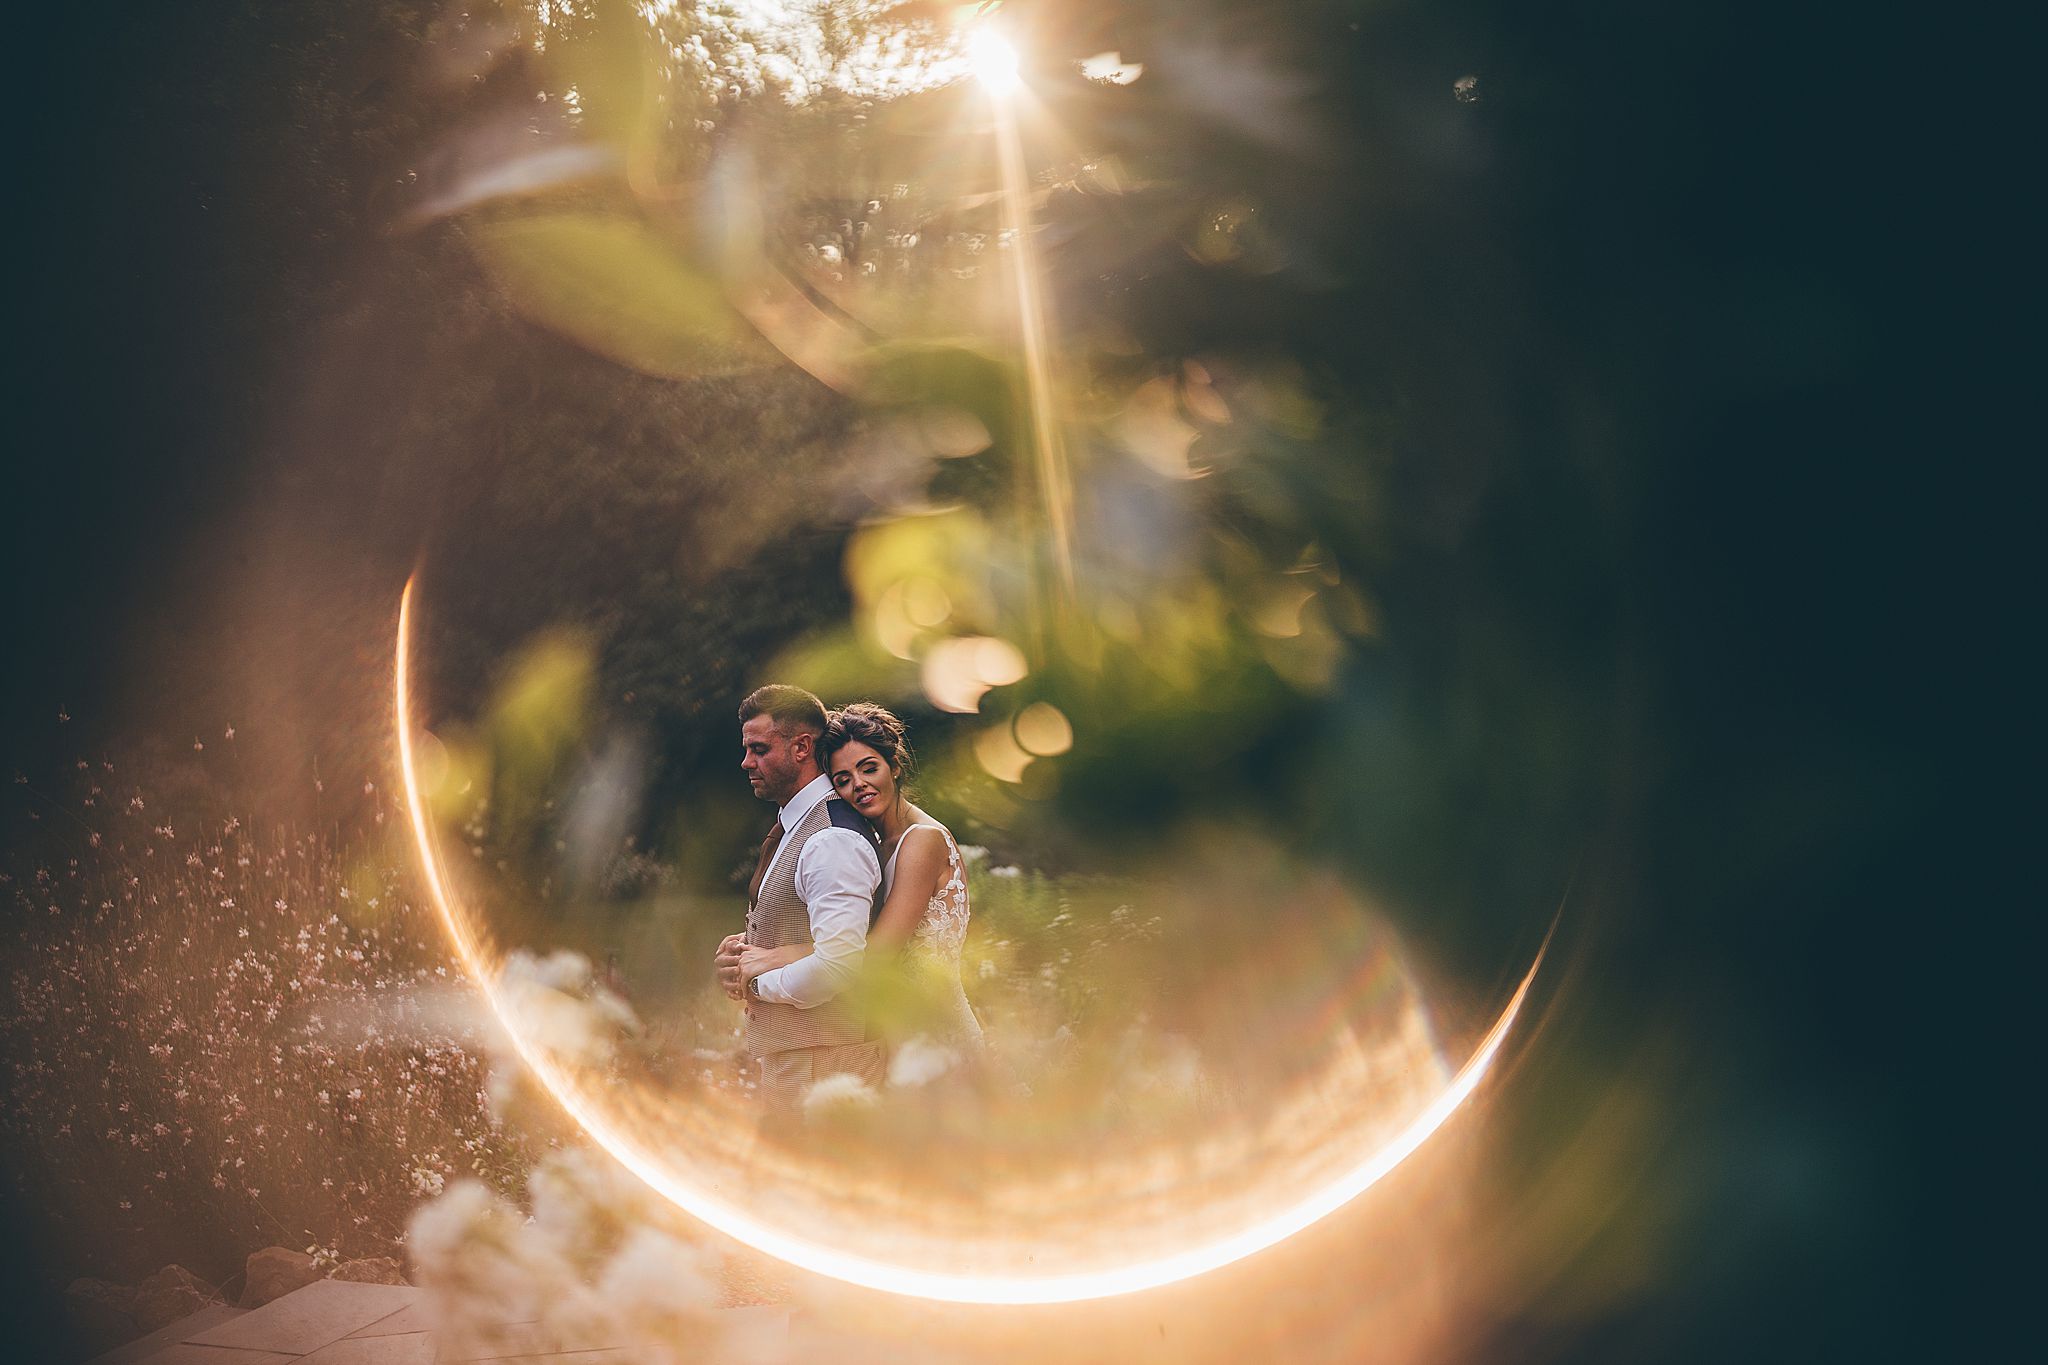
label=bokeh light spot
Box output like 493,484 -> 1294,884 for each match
973,722 -> 1034,783
921,635 -> 1027,713
1013,702 -> 1074,757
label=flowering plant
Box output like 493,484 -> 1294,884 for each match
0,744 -> 530,1286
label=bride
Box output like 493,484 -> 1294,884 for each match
737,702 -> 984,1054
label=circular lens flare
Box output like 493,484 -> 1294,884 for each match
394,576 -> 1545,1302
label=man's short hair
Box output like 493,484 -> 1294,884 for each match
738,684 -> 828,737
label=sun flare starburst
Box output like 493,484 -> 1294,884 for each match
965,25 -> 1021,98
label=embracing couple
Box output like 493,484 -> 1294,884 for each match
712,684 -> 981,1114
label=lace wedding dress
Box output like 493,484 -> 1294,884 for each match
885,823 -> 984,1049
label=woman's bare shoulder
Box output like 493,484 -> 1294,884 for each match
893,823 -> 951,879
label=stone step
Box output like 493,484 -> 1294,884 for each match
84,1303 -> 246,1365
109,1278 -> 791,1364
185,1280 -> 419,1357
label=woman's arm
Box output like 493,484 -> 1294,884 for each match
738,942 -> 810,983
869,826 -> 948,952
739,828 -> 949,981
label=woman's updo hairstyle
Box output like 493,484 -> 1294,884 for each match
820,701 -> 914,783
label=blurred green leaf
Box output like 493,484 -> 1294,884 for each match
473,211 -> 764,377
485,627 -> 595,854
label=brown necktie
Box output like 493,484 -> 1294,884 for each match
746,821 -> 784,907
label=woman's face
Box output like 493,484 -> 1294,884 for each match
829,739 -> 898,821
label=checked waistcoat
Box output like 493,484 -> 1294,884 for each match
742,796 -> 877,1058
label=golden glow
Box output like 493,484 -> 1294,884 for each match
396,577 -> 1544,1303
990,68 -> 1078,605
1080,51 -> 1145,86
965,26 -> 1021,98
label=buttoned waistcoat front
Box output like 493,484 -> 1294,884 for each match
742,796 -> 873,1058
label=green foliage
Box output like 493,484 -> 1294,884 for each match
472,211 -> 762,377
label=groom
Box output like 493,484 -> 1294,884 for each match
713,684 -> 884,1113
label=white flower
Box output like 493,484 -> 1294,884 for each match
527,1148 -> 645,1271
887,1035 -> 961,1089
587,1227 -> 723,1361
801,1072 -> 879,1118
408,1181 -> 508,1273
411,1181 -> 578,1357
486,952 -> 640,1120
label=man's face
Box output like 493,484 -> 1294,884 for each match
740,714 -> 811,805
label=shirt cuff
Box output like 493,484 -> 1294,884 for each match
752,965 -> 791,1004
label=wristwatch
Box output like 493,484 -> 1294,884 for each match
746,974 -> 763,1001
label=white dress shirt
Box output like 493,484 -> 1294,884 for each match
752,773 -> 881,1008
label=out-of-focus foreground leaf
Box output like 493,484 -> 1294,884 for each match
471,211 -> 767,376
